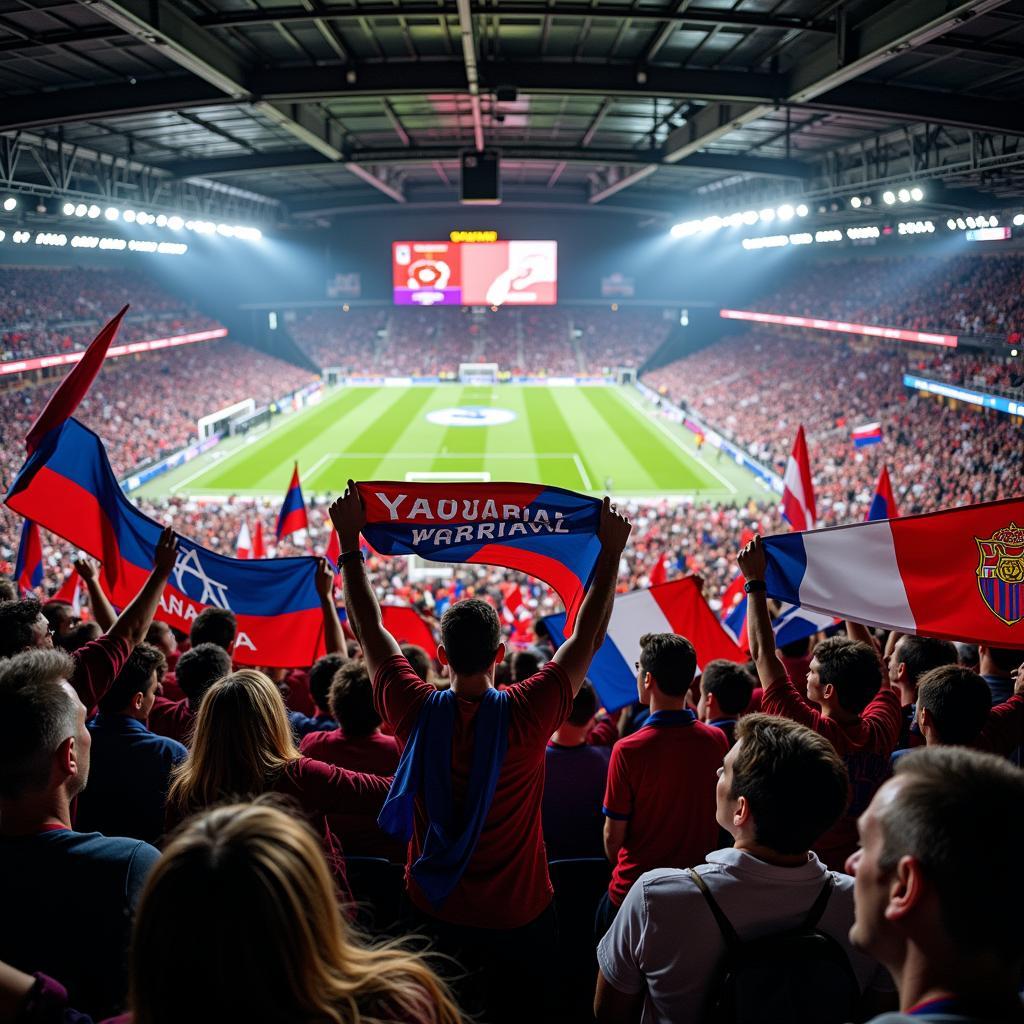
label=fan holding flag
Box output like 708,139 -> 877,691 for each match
330,480 -> 630,1024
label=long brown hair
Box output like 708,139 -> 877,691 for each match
130,801 -> 462,1024
165,669 -> 300,818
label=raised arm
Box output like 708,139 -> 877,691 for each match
106,527 -> 179,647
330,480 -> 401,680
553,497 -> 632,696
73,556 -> 116,631
315,557 -> 347,656
737,536 -> 786,691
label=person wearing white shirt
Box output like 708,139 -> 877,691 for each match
595,713 -> 893,1024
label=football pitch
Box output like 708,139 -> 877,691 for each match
136,384 -> 766,502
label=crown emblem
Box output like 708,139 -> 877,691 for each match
976,522 -> 1024,626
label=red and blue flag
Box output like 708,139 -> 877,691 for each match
6,418 -> 327,667
14,519 -> 43,594
867,465 -> 899,522
357,482 -> 602,630
276,463 -> 308,541
851,422 -> 884,448
763,496 -> 1024,646
544,577 -> 745,710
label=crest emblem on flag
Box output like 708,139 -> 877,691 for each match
976,522 -> 1024,626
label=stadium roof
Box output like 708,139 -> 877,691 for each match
3,0 -> 1024,223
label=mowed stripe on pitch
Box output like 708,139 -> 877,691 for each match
578,387 -> 713,491
521,387 -> 596,490
198,386 -> 378,491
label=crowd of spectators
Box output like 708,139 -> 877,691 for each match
643,330 -> 1024,524
4,257 -> 1024,1023
1,494 -> 1022,1024
922,350 -> 1024,395
752,253 -> 1024,338
286,306 -> 670,377
0,266 -> 222,361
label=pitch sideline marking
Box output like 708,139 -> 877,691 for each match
612,388 -> 738,495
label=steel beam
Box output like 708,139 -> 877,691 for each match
195,3 -> 832,34
159,144 -> 811,180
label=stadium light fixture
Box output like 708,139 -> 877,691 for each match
849,196 -> 862,209
796,203 -> 809,217
910,186 -> 924,201
1015,214 -> 1024,227
2,196 -> 16,212
789,233 -> 813,245
777,204 -> 795,221
815,230 -> 843,243
847,226 -> 880,239
946,219 -> 956,230
74,203 -> 87,217
883,191 -> 896,205
156,214 -> 168,227
742,210 -> 759,225
123,210 -> 137,223
897,188 -> 910,203
966,216 -> 977,229
758,208 -> 775,223
0,230 -> 4,241
741,234 -> 788,250
1012,349 -> 1019,357
87,204 -> 100,218
62,202 -> 75,216
168,215 -> 184,231
104,207 -> 119,221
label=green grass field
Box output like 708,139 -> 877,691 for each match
137,384 -> 767,502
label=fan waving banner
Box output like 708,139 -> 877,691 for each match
6,418 -> 326,667
543,577 -> 746,711
762,495 -> 1024,648
357,482 -> 602,630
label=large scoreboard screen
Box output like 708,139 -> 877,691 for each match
392,239 -> 558,307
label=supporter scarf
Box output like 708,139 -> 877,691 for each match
358,482 -> 602,630
378,687 -> 510,908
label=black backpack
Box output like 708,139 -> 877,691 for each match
687,868 -> 862,1024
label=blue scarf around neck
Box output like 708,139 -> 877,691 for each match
378,686 -> 511,908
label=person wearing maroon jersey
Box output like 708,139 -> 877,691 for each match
738,536 -> 902,870
332,482 -> 631,1024
301,660 -> 403,859
598,633 -> 729,937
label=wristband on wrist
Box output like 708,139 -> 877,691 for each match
743,579 -> 767,593
336,550 -> 365,571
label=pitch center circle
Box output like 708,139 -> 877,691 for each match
427,406 -> 517,427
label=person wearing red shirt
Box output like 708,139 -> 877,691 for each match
599,633 -> 729,936
332,483 -> 631,1024
738,536 -> 902,869
0,527 -> 180,716
148,642 -> 231,746
301,660 -> 402,859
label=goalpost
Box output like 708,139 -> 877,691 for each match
459,362 -> 499,385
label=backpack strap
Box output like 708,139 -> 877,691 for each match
801,873 -> 836,931
687,869 -> 742,953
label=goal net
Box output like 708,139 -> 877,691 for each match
459,362 -> 499,385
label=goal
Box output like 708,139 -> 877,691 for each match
459,362 -> 499,385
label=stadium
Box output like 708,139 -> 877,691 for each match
2,2 -> 1024,1023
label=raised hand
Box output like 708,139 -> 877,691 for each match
153,526 -> 180,576
737,535 -> 767,581
329,479 -> 367,551
72,556 -> 98,582
598,496 -> 632,555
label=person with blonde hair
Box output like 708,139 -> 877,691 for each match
0,802 -> 463,1023
165,669 -> 392,895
